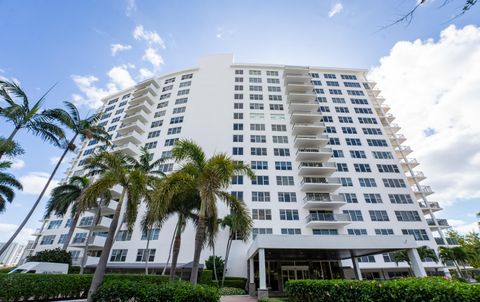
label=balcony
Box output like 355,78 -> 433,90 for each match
379,112 -> 395,123
400,158 -> 419,169
384,123 -> 401,134
287,92 -> 316,104
285,83 -> 314,94
434,237 -> 459,246
298,162 -> 336,176
427,218 -> 450,229
290,112 -> 321,124
388,134 -> 406,144
283,66 -> 310,77
77,216 -> 112,231
122,109 -> 149,124
300,177 -> 341,192
306,213 -> 351,227
395,145 -> 412,156
288,102 -> 318,113
124,102 -> 153,115
87,200 -> 119,216
114,142 -> 140,157
112,130 -> 143,145
73,256 -> 100,266
303,194 -> 346,209
296,148 -> 332,161
117,120 -> 146,135
70,236 -> 106,249
419,201 -> 442,213
294,135 -> 328,148
129,90 -> 156,106
32,228 -> 42,236
292,123 -> 325,136
413,185 -> 433,197
407,171 -> 426,185
134,78 -> 159,91
284,74 -> 311,85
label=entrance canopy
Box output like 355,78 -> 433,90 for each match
248,234 -> 418,260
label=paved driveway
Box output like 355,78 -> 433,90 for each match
221,295 -> 257,302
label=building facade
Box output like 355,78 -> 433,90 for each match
32,54 -> 454,294
0,242 -> 26,267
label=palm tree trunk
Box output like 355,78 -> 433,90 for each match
87,187 -> 126,302
221,237 -> 233,287
190,215 -> 206,284
80,207 -> 101,274
212,244 -> 218,282
162,222 -> 178,276
0,126 -> 21,160
0,134 -> 76,256
170,218 -> 183,280
62,212 -> 80,250
144,228 -> 151,275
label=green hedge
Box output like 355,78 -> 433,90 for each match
0,273 -> 171,301
286,278 -> 480,302
218,287 -> 246,295
223,277 -> 247,289
93,280 -> 219,302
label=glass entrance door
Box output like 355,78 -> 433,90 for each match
281,266 -> 309,287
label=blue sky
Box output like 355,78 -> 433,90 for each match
0,0 -> 479,244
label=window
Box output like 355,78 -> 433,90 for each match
316,96 -> 327,103
173,107 -> 186,114
250,124 -> 265,131
269,95 -> 282,101
40,235 -> 55,245
281,228 -> 301,235
324,73 -> 336,79
272,136 -> 288,143
383,178 -> 407,188
325,126 -> 336,134
355,107 -> 373,114
141,228 -> 160,240
335,106 -> 349,113
276,176 -> 294,186
251,147 -> 267,156
372,151 -> 394,159
358,256 -> 375,263
338,116 -> 353,123
148,130 -> 161,138
234,103 -> 243,109
145,141 -> 157,149
344,82 -> 361,88
275,161 -> 292,170
170,116 -> 184,124
312,80 -> 322,86
249,70 -> 261,75
267,78 -> 280,84
252,209 -> 271,220
342,127 -> 357,134
252,176 -> 269,185
347,90 -> 364,96
176,98 -> 188,105
232,175 -> 243,185
402,229 -> 429,241
358,117 -> 377,124
269,104 -> 284,111
112,116 -> 121,123
48,220 -> 62,229
395,211 -> 421,222
234,113 -> 243,119
235,85 -> 243,91
329,137 -> 340,145
233,123 -> 243,131
350,150 -> 366,158
268,86 -> 281,92
165,77 -> 175,84
253,228 -> 273,238
332,97 -> 346,103
337,163 -> 349,172
343,210 -> 363,221
57,234 -> 67,244
136,249 -> 156,262
72,233 -> 87,243
341,74 -> 357,80
332,150 -> 344,158
164,138 -> 178,146
232,147 -> 243,155
377,164 -> 400,173
251,161 -> 268,170
252,191 -> 271,202
159,93 -> 171,100
326,81 -> 339,86
354,163 -> 371,172
151,120 -> 163,128
250,103 -> 264,110
313,229 -> 338,235
107,98 -> 118,105
110,249 -> 128,262
161,151 -> 172,159
340,177 -> 353,187
340,193 -> 358,203
329,89 -> 342,95
369,210 -> 389,222
177,89 -> 190,96
389,194 -> 413,204
280,209 -> 299,220
322,116 -> 333,122
273,148 -> 290,156
114,109 -> 123,115
234,94 -> 244,100
362,128 -> 382,135
310,72 -> 320,78
364,193 -> 383,203
154,110 -> 166,118
368,139 -> 388,147
233,135 -> 243,142
359,178 -> 376,187
235,70 -> 243,75
116,230 -> 132,241
346,138 -> 362,146
231,191 -> 243,201
375,229 -> 394,235
167,127 -> 182,135
100,113 -> 111,120
249,77 -> 262,83
271,124 -> 287,132
348,229 -> 367,236
351,98 -> 368,104
318,106 -> 330,113
118,100 -> 127,107
250,85 -> 262,92
267,70 -> 279,76
179,81 -> 191,87
278,192 -> 297,202
83,148 -> 95,156
314,88 -> 324,94
162,85 -> 173,92
250,94 -> 263,100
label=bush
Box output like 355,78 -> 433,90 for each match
223,277 -> 247,289
0,267 -> 13,274
68,265 -> 80,274
219,287 -> 246,295
205,256 -> 225,279
93,280 -> 220,302
27,248 -> 72,266
199,269 -> 213,284
0,273 -> 171,301
286,277 -> 480,302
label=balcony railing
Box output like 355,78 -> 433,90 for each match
297,148 -> 332,154
435,237 -> 459,245
301,177 -> 341,185
303,194 -> 345,203
292,122 -> 325,129
400,158 -> 418,165
306,213 -> 351,222
413,185 -> 433,194
298,162 -> 336,169
419,201 -> 440,209
427,219 -> 449,226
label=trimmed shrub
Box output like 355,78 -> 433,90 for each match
103,274 -> 170,284
68,265 -> 80,274
219,287 -> 246,295
93,280 -> 220,302
0,267 -> 13,274
223,277 -> 247,289
199,269 -> 213,284
26,248 -> 72,266
286,277 -> 480,302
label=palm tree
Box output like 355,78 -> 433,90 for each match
44,176 -> 91,250
0,101 -> 109,257
171,139 -> 254,284
220,212 -> 252,287
0,138 -> 24,159
439,246 -> 464,278
0,161 -> 23,212
82,151 -> 148,302
0,80 -> 65,160
392,246 -> 438,276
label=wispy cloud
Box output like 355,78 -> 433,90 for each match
328,2 -> 343,18
142,47 -> 164,68
125,0 -> 136,17
11,159 -> 25,169
111,43 -> 132,56
18,172 -> 59,195
133,25 -> 166,48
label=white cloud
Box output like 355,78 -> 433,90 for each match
11,159 -> 25,169
138,68 -> 154,80
133,25 -> 165,48
449,219 -> 479,234
328,2 -> 343,18
18,172 -> 59,195
107,65 -> 136,89
142,47 -> 164,68
49,156 -> 61,165
125,0 -> 136,17
111,43 -> 132,56
0,223 -> 35,245
369,25 -> 480,207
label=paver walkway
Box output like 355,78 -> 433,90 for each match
221,295 -> 257,302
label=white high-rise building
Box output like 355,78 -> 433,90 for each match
32,54 -> 454,296
0,242 -> 26,267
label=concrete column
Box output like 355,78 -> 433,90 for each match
257,248 -> 268,299
351,256 -> 363,280
407,249 -> 427,277
248,257 -> 255,296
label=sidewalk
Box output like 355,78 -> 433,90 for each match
220,295 -> 257,302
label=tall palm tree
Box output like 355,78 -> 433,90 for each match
0,161 -> 23,212
44,176 -> 91,250
171,139 -> 254,284
0,101 -> 109,257
82,151 -> 148,302
392,246 -> 438,276
220,212 -> 252,287
0,138 -> 24,159
439,246 -> 464,277
0,80 -> 65,160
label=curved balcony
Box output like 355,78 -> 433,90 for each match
117,120 -> 146,135
298,162 -> 336,176
122,109 -> 149,124
70,235 -> 106,249
388,134 -> 406,144
306,213 -> 351,228
135,78 -> 159,91
130,90 -> 156,106
287,93 -> 316,104
427,218 -> 450,229
407,171 -> 426,185
290,112 -> 321,124
300,177 -> 341,192
125,102 -> 152,115
77,216 -> 112,231
384,123 -> 401,134
400,158 -> 419,169
292,123 -> 325,136
419,201 -> 442,213
435,237 -> 459,246
284,74 -> 311,85
395,145 -> 412,157
288,102 -> 318,113
86,199 -> 119,216
379,112 -> 395,123
112,130 -> 143,145
296,148 -> 332,161
294,135 -> 328,149
413,185 -> 433,197
303,194 -> 346,209
285,83 -> 314,94
113,142 -> 140,157
284,66 -> 310,77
